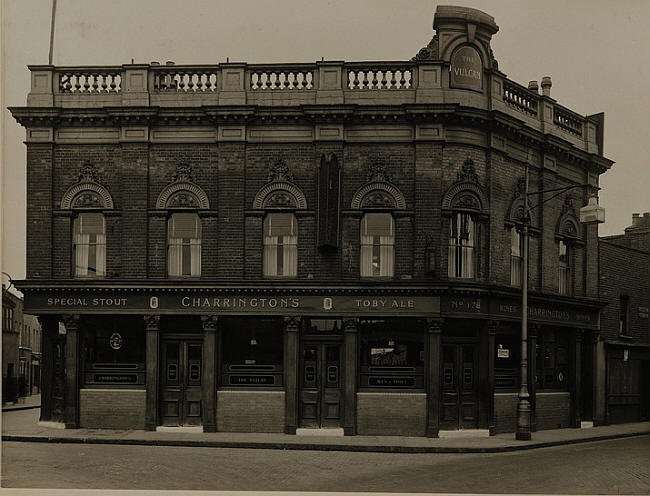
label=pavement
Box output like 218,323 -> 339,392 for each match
2,401 -> 649,453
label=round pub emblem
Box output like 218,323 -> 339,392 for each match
150,296 -> 159,309
323,297 -> 333,310
109,333 -> 123,350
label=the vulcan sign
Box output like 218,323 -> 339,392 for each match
450,46 -> 483,91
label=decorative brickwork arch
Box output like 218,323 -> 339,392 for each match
351,182 -> 406,210
61,182 -> 114,209
442,182 -> 488,214
555,197 -> 582,241
556,214 -> 581,241
156,182 -> 210,209
253,182 -> 307,210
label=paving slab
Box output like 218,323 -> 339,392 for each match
3,407 -> 649,453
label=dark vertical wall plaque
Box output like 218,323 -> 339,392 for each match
318,154 -> 340,249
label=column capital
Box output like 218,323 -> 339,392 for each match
201,315 -> 219,332
343,318 -> 359,333
61,314 -> 80,330
530,323 -> 543,338
284,316 -> 300,332
426,317 -> 444,334
144,315 -> 161,331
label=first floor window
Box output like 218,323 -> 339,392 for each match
264,213 -> 297,277
558,240 -> 572,295
449,212 -> 475,278
510,227 -> 523,286
360,213 -> 394,277
168,213 -> 201,277
73,212 -> 106,277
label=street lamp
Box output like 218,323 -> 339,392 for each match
515,164 -> 605,441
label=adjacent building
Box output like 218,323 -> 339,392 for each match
597,213 -> 650,424
3,288 -> 42,403
10,6 -> 615,435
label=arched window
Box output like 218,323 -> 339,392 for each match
263,213 -> 297,277
168,213 -> 201,277
448,212 -> 475,278
558,239 -> 572,295
73,213 -> 106,277
360,213 -> 394,277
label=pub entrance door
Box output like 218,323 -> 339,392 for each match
441,344 -> 479,429
299,342 -> 343,428
160,338 -> 202,426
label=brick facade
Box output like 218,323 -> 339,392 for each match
11,5 -> 618,435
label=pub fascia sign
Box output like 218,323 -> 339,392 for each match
34,292 -> 440,315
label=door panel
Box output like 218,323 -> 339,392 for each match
441,344 -> 478,430
299,342 -> 342,428
160,340 -> 202,426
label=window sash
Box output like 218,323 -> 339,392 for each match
168,214 -> 201,277
73,214 -> 106,277
360,214 -> 394,277
558,240 -> 571,294
264,214 -> 297,277
448,213 -> 475,278
510,227 -> 523,286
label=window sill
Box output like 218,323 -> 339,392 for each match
618,334 -> 634,340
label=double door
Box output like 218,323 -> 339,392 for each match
441,344 -> 478,430
161,339 -> 202,426
299,342 -> 342,428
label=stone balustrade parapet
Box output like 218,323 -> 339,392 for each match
24,61 -> 594,150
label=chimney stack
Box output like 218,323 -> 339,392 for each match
541,76 -> 552,97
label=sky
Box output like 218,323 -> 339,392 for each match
2,0 -> 650,282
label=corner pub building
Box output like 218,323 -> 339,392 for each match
11,6 -> 613,436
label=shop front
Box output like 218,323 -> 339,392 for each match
24,286 -> 601,436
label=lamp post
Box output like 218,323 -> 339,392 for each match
515,164 -> 605,441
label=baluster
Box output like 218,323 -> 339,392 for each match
204,73 -> 212,91
361,71 -> 369,89
399,70 -> 406,89
188,73 -> 195,91
73,73 -> 81,92
285,72 -> 292,89
273,72 -> 281,89
348,71 -> 359,90
370,70 -> 378,89
82,74 -> 90,92
389,70 -> 396,89
100,73 -> 108,92
60,73 -> 70,92
108,75 -> 116,92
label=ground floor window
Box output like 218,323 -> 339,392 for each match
536,327 -> 570,390
359,319 -> 424,389
81,316 -> 145,385
221,318 -> 284,387
495,329 -> 520,390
